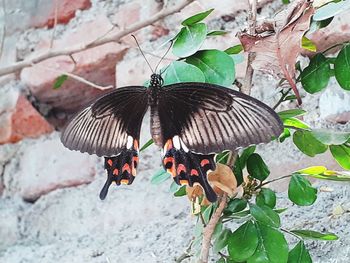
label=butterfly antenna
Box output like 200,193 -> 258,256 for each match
131,34 -> 154,74
155,40 -> 173,73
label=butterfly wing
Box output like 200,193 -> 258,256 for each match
155,82 -> 283,153
60,86 -> 148,199
153,82 -> 283,202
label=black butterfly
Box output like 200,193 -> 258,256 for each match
60,74 -> 283,202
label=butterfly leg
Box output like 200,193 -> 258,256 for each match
162,138 -> 217,202
99,139 -> 139,200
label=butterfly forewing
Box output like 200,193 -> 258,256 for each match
155,82 -> 283,154
61,86 -> 148,157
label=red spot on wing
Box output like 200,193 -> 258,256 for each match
107,159 -> 113,166
177,164 -> 186,174
133,140 -> 139,150
113,169 -> 119,175
122,163 -> 131,174
191,169 -> 199,176
163,157 -> 174,166
200,159 -> 210,167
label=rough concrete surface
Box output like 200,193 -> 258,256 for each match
0,0 -> 349,263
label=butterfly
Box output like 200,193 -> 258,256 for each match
60,74 -> 283,202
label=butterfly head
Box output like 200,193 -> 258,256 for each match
150,73 -> 164,87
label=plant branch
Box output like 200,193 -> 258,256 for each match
0,0 -> 194,77
272,87 -> 292,110
256,174 -> 293,189
241,0 -> 257,95
199,193 -> 228,263
33,63 -> 113,90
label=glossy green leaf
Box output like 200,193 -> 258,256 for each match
239,146 -> 256,169
140,138 -> 154,152
224,198 -> 248,215
291,230 -> 338,240
330,144 -> 350,170
293,130 -> 328,157
288,241 -> 312,263
207,30 -> 228,36
162,61 -> 205,85
256,188 -> 276,209
288,174 -> 317,206
250,204 -> 280,228
307,170 -> 350,181
181,9 -> 214,26
335,44 -> 350,90
298,166 -> 327,175
225,44 -> 243,54
174,185 -> 187,197
274,207 -> 288,214
53,74 -> 68,89
283,118 -> 310,129
233,156 -> 244,186
311,129 -> 350,145
247,153 -> 270,181
186,49 -> 235,86
216,150 -> 231,164
282,0 -> 290,4
151,169 -> 170,185
313,0 -> 350,21
300,53 -> 330,93
173,23 -> 207,57
247,223 -> 288,263
228,221 -> 259,262
302,36 -> 317,52
278,109 -> 306,120
213,228 -> 231,253
279,128 -> 291,143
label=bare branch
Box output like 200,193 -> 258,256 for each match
241,0 -> 257,95
199,193 -> 228,263
0,0 -> 194,77
32,63 -> 113,90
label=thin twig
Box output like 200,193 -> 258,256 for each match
199,193 -> 228,263
272,87 -> 292,110
241,0 -> 257,95
175,238 -> 194,263
33,63 -> 113,90
50,0 -> 59,49
256,174 -> 293,189
0,0 -> 6,60
0,0 -> 194,77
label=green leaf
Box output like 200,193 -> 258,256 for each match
247,223 -> 288,263
311,129 -> 350,145
279,128 -> 291,143
174,185 -> 187,197
307,170 -> 350,181
207,30 -> 228,36
291,230 -> 339,240
151,169 -> 170,185
228,221 -> 259,262
250,204 -> 280,228
140,138 -> 154,152
335,44 -> 350,90
283,118 -> 310,129
288,174 -> 317,206
278,109 -> 306,120
246,153 -> 270,181
274,207 -> 288,214
162,61 -> 205,85
233,156 -> 244,186
293,130 -> 328,157
239,146 -> 256,169
181,9 -> 214,26
202,204 -> 214,224
256,188 -> 276,209
224,198 -> 248,215
173,23 -> 207,57
288,241 -> 312,263
302,36 -> 317,52
186,49 -> 235,86
330,144 -> 350,170
297,166 -> 327,175
216,150 -> 231,164
53,74 -> 68,89
213,228 -> 231,253
284,95 -> 297,101
313,0 -> 350,21
282,0 -> 290,4
225,44 -> 243,54
300,53 -> 330,93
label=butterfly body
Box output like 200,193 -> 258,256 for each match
61,74 -> 283,202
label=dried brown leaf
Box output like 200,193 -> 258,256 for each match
208,163 -> 237,197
